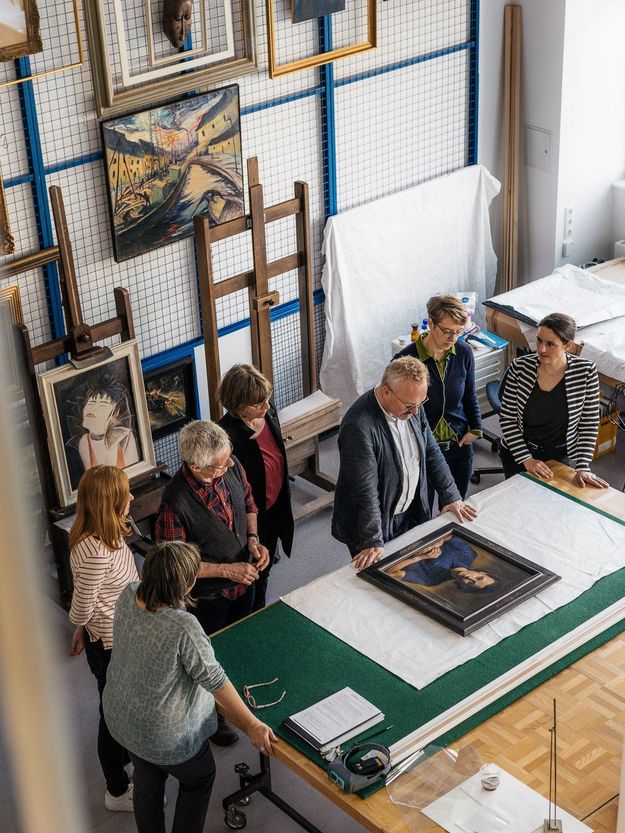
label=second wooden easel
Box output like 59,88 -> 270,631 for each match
194,157 -> 340,520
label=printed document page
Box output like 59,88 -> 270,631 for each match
287,687 -> 382,746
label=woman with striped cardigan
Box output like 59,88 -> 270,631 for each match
499,313 -> 608,489
68,465 -> 138,812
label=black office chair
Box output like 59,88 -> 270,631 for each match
470,380 -> 504,484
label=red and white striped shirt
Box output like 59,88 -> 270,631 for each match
69,535 -> 138,650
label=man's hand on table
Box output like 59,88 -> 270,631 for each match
440,500 -> 478,523
248,539 -> 270,571
352,546 -> 384,570
574,470 -> 609,489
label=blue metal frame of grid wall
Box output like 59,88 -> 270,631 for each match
5,1 -> 479,376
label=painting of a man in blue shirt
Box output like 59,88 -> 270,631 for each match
387,534 -> 500,593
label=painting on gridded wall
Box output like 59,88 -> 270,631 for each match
101,84 -> 244,262
0,0 -> 42,61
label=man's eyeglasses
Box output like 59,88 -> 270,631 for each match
243,677 -> 286,710
386,386 -> 429,415
434,322 -> 465,339
196,456 -> 232,475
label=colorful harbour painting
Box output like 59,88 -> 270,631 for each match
101,85 -> 243,262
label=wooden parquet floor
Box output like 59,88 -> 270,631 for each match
451,631 -> 625,831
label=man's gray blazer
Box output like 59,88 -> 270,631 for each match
331,389 -> 461,556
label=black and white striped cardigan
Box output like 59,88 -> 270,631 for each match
499,353 -> 600,471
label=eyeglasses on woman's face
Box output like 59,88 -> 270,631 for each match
434,321 -> 464,339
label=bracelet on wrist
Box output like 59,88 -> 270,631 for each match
247,532 -> 259,541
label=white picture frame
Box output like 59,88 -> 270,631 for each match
112,0 -> 235,87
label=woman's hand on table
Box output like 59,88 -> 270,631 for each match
523,458 -> 553,480
248,539 -> 270,571
440,500 -> 477,523
574,470 -> 609,489
247,718 -> 278,756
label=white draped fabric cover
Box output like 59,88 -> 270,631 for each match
282,476 -> 625,690
319,165 -> 500,409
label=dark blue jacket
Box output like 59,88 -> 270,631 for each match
331,389 -> 461,556
394,339 -> 481,439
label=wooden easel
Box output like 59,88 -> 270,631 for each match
13,186 -> 165,600
194,157 -> 340,520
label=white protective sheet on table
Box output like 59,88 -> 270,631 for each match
319,165 -> 500,410
281,476 -> 625,690
486,264 -> 625,328
422,769 -> 591,833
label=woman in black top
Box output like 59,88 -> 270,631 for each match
499,312 -> 608,488
217,365 -> 294,610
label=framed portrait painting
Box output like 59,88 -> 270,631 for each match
143,356 -> 197,440
101,85 -> 243,262
358,524 -> 560,636
37,340 -> 156,507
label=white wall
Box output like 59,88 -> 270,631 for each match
555,0 -> 625,268
479,0 -> 625,290
478,0 -> 566,287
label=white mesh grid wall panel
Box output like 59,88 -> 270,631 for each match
45,163 -> 202,359
335,50 -> 470,213
0,84 -> 31,176
0,266 -> 53,347
333,0 -> 470,81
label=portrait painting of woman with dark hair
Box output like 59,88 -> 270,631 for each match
38,341 -> 156,507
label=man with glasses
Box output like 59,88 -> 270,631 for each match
332,357 -> 477,570
156,419 -> 269,745
394,295 -> 482,501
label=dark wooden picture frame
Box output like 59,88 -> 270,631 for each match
0,0 -> 42,62
143,356 -> 197,440
358,523 -> 560,636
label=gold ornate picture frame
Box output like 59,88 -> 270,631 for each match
84,0 -> 257,119
266,0 -> 376,78
0,0 -> 42,62
0,284 -> 24,401
0,173 -> 14,255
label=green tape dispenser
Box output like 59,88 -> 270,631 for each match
327,742 -> 391,794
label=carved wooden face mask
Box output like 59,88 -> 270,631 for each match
162,0 -> 193,48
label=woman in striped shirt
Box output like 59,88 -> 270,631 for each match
68,465 -> 139,812
499,312 -> 608,488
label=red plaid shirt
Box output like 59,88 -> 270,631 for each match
156,462 -> 258,600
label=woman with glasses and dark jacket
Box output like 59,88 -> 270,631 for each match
103,541 -> 277,833
394,294 -> 482,499
217,364 -> 294,610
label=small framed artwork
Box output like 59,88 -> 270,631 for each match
358,524 -> 560,636
0,172 -> 15,254
101,85 -> 243,262
143,357 -> 197,440
37,340 -> 156,507
292,0 -> 345,24
0,284 -> 24,400
0,0 -> 42,62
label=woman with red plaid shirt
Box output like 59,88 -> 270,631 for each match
155,419 -> 269,746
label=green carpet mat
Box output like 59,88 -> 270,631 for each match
212,564 -> 625,797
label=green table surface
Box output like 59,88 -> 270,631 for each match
211,478 -> 625,797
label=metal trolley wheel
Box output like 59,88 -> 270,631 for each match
225,804 -> 247,829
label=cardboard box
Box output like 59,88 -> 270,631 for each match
593,413 -> 618,459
